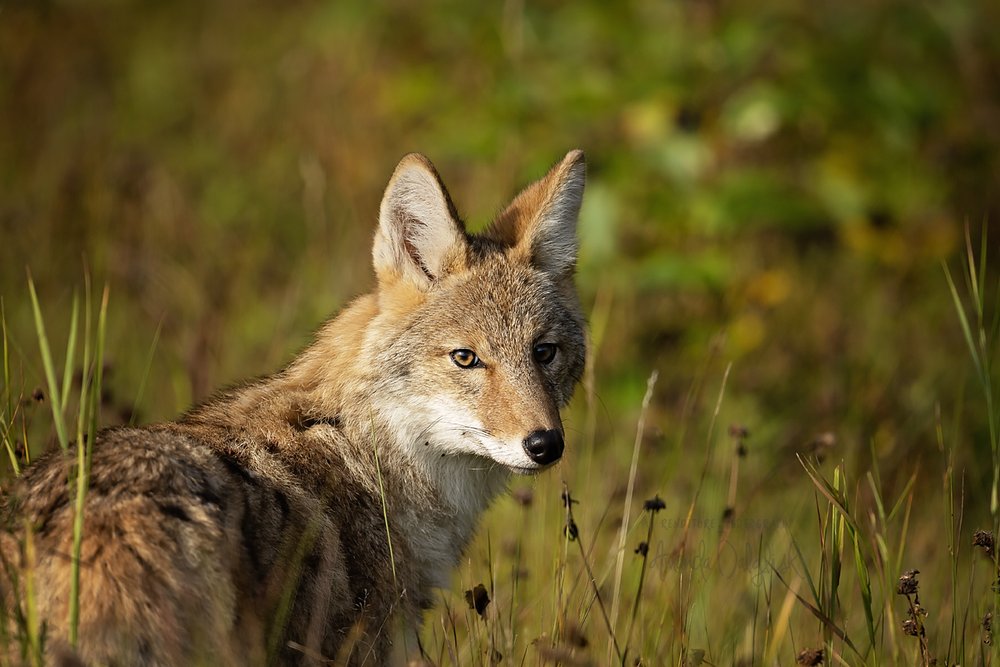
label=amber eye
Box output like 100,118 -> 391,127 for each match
450,349 -> 480,368
533,343 -> 558,364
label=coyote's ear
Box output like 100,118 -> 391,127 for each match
374,154 -> 468,287
486,150 -> 586,278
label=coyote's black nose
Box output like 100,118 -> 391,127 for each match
523,429 -> 564,465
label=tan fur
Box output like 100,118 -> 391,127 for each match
1,151 -> 587,666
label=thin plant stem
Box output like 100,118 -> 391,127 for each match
563,484 -> 623,663
624,506 -> 659,664
609,370 -> 658,642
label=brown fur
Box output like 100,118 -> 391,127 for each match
2,151 -> 587,666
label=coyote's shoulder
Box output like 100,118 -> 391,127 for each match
3,150 -> 587,665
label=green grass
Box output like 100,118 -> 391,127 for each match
16,275 -> 109,654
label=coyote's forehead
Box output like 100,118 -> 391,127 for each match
423,256 -> 582,347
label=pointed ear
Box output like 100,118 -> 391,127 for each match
373,153 -> 468,287
485,150 -> 586,278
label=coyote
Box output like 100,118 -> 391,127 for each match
3,150 -> 588,665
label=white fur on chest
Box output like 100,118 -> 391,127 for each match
374,394 -> 513,588
399,452 -> 510,588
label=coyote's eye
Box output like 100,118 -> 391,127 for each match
533,343 -> 558,365
450,349 -> 480,369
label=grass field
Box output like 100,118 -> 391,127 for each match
2,0 -> 1000,664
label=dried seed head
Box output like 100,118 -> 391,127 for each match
635,541 -> 649,556
722,506 -> 735,522
464,583 -> 490,619
564,518 -> 578,541
808,432 -> 837,461
796,648 -> 824,665
512,487 -> 534,508
974,529 -> 995,555
897,569 -> 920,596
643,496 -> 666,513
902,619 -> 922,637
813,432 -> 836,448
683,648 -> 705,667
737,442 -> 748,458
565,622 -> 588,648
728,424 -> 750,439
31,387 -> 44,402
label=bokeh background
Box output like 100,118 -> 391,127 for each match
3,0 -> 1000,663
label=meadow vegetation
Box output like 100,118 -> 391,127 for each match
2,0 -> 999,664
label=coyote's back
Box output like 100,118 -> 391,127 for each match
2,150 -> 588,665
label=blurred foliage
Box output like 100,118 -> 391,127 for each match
2,0 -> 1000,659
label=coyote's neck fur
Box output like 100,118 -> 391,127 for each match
185,291 -> 515,589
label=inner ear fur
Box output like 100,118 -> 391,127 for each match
373,153 -> 469,287
484,149 -> 586,278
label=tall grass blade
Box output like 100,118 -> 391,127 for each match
1,299 -> 20,474
130,317 -> 163,426
787,527 -> 822,609
67,280 -> 91,648
798,455 -> 861,535
944,258 -> 998,516
886,470 -> 918,523
609,369 -> 657,642
90,286 -> 108,452
59,293 -> 79,422
976,224 -> 987,315
22,520 -> 42,667
827,466 -> 845,642
370,411 -> 398,591
27,275 -> 69,450
770,565 -> 862,660
943,264 -> 988,390
68,279 -> 107,647
266,519 -> 321,665
851,530 -> 876,657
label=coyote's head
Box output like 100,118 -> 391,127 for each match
369,151 -> 587,474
